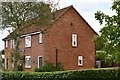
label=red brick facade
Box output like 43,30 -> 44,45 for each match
3,6 -> 97,71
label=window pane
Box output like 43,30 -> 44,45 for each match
25,35 -> 31,47
78,56 -> 83,66
25,56 -> 31,68
10,39 -> 13,48
39,33 -> 42,43
38,56 -> 42,68
72,34 -> 77,47
5,57 -> 8,69
13,39 -> 15,48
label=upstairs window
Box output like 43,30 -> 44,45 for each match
10,39 -> 13,48
39,33 -> 42,43
25,35 -> 31,47
13,39 -> 15,48
78,56 -> 83,66
25,56 -> 31,68
72,34 -> 77,47
6,40 -> 8,48
10,39 -> 15,48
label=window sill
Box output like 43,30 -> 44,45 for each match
78,65 -> 83,67
25,66 -> 31,68
25,46 -> 31,48
72,46 -> 77,48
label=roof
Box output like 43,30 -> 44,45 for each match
3,5 -> 97,41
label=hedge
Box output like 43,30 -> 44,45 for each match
1,68 -> 120,80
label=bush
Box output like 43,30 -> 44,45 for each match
17,64 -> 23,71
2,68 -> 120,80
34,62 -> 64,72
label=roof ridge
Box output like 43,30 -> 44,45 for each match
59,5 -> 73,11
3,5 -> 97,41
51,5 -> 73,22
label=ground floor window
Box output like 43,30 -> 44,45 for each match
25,56 -> 31,68
5,57 -> 8,69
78,55 -> 83,66
38,56 -> 42,68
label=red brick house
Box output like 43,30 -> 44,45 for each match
3,5 -> 97,71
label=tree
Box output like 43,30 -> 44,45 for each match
0,50 -> 2,72
0,2 -> 52,71
95,0 -> 120,66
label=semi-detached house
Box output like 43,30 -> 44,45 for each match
3,5 -> 97,71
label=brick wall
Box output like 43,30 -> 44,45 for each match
44,7 -> 96,70
20,33 -> 44,71
4,6 -> 96,71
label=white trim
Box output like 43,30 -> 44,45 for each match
38,56 -> 42,68
6,40 -> 8,48
25,56 -> 31,68
39,33 -> 42,43
2,55 -> 5,59
72,34 -> 77,47
96,50 -> 102,53
4,31 -> 41,41
10,39 -> 13,48
5,57 -> 8,69
96,61 -> 101,68
78,56 -> 83,66
12,39 -> 15,48
25,35 -> 31,47
21,31 -> 41,37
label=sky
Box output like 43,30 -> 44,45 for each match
0,0 -> 114,51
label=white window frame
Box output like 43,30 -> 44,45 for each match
25,56 -> 31,68
96,61 -> 101,68
12,39 -> 15,48
12,62 -> 14,68
10,39 -> 13,48
5,57 -> 8,69
39,33 -> 42,43
78,56 -> 83,66
6,40 -> 8,48
72,34 -> 77,47
25,35 -> 31,47
38,56 -> 42,68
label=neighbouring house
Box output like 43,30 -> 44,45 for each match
2,5 -> 97,71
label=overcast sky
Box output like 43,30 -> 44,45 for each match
0,0 -> 114,50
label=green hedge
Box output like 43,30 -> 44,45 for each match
1,68 -> 120,80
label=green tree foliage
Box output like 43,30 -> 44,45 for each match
0,50 -> 4,55
0,50 -> 4,71
0,52 -> 2,72
95,0 -> 120,65
0,2 -> 52,71
2,68 -> 120,80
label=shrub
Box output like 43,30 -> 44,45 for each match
55,63 -> 64,71
17,64 -> 23,71
2,68 -> 120,80
34,62 -> 64,72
